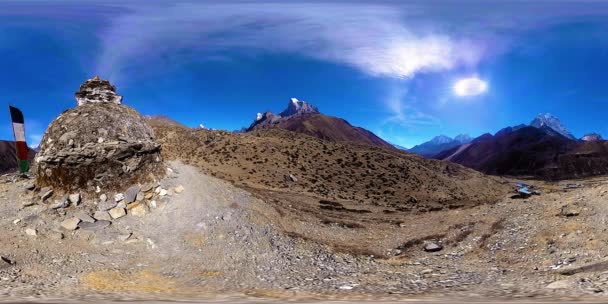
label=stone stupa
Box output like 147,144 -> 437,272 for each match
35,76 -> 164,193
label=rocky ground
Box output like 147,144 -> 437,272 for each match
2,160 -> 608,302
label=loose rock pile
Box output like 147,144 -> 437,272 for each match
34,77 -> 164,192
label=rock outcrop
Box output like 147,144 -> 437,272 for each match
74,76 -> 123,106
35,77 -> 164,192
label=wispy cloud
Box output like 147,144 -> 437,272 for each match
94,2 -> 485,82
383,86 -> 440,127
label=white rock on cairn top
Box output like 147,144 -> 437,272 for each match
75,76 -> 123,106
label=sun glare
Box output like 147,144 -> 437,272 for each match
453,77 -> 488,97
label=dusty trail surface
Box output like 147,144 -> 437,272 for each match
3,162 -> 608,302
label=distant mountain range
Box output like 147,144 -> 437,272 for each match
431,113 -> 608,180
247,98 -> 394,149
408,134 -> 472,157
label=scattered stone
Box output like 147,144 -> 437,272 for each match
116,201 -> 127,209
13,219 -> 21,225
50,197 -> 69,210
114,193 -> 124,202
408,196 -> 418,204
338,285 -> 354,290
148,200 -> 157,209
141,183 -> 154,192
560,205 -> 580,217
144,192 -> 154,200
98,199 -> 117,211
25,228 -> 37,236
285,174 -> 298,182
40,188 -> 53,201
68,193 -> 81,205
76,212 -> 95,223
174,185 -> 185,194
136,192 -> 145,202
49,232 -> 64,240
109,207 -> 126,219
61,218 -> 81,231
22,201 -> 35,208
420,269 -> 434,275
100,193 -> 108,202
546,280 -> 572,289
130,203 -> 149,217
78,220 -> 111,232
124,185 -> 141,204
93,211 -> 112,221
118,233 -> 132,241
24,182 -> 35,191
423,242 -> 443,252
1,256 -> 15,268
159,189 -> 168,196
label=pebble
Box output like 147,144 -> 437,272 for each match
174,185 -> 185,193
50,198 -> 69,210
22,201 -> 35,208
159,189 -> 168,196
61,218 -> 81,231
24,182 -> 36,191
25,228 -> 37,236
109,207 -> 126,219
13,219 -> 21,225
40,188 -> 53,201
424,242 -> 443,252
100,193 -> 108,202
118,233 -> 132,241
68,193 -> 81,205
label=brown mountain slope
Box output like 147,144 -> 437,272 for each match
0,140 -> 36,174
150,118 -> 509,212
435,126 -> 608,180
258,113 -> 394,149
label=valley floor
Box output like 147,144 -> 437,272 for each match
2,162 -> 608,302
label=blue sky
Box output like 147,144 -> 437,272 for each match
2,0 -> 608,148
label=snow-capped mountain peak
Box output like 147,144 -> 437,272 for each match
581,133 -> 603,141
529,113 -> 576,140
430,135 -> 453,145
454,134 -> 472,144
279,98 -> 320,117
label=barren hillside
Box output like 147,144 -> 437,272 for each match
150,119 -> 510,212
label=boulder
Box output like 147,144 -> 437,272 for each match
34,77 -> 164,193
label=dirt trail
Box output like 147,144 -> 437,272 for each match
5,162 -> 608,302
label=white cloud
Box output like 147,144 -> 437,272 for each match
452,77 -> 488,97
95,2 -> 484,82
